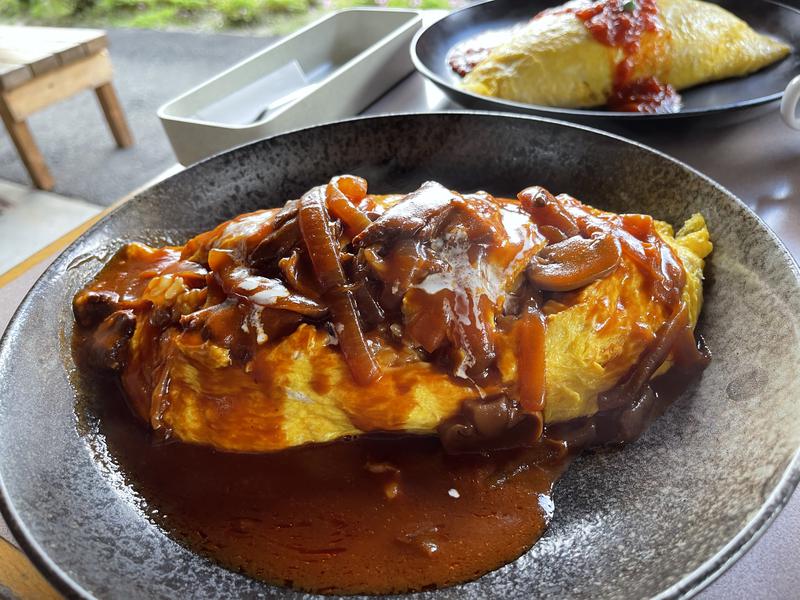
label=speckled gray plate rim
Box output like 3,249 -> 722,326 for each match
1,112 -> 800,600
660,451 -> 800,599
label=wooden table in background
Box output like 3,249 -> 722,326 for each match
0,25 -> 132,190
1,75 -> 799,599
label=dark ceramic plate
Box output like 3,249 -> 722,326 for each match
412,0 -> 800,121
2,113 -> 800,599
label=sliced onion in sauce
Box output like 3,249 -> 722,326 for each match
299,186 -> 381,385
330,175 -> 368,204
278,250 -> 320,300
326,176 -> 372,236
209,248 -> 326,318
598,302 -> 691,411
516,305 -> 546,413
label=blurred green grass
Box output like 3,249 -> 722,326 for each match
0,0 -> 460,31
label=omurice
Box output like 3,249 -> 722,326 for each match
73,175 -> 712,593
74,176 -> 711,453
450,0 -> 791,112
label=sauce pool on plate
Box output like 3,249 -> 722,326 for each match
92,378 -> 568,594
81,362 -> 702,594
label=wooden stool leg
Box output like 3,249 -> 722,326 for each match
0,538 -> 62,600
0,103 -> 54,191
95,82 -> 133,148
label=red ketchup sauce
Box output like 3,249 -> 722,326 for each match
607,76 -> 682,113
573,0 -> 680,113
573,0 -> 661,52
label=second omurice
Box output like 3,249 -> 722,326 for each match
450,0 -> 790,113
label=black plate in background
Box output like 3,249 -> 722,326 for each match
412,0 -> 800,122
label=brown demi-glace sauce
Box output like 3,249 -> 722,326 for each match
92,379 -> 565,594
85,362 -> 702,594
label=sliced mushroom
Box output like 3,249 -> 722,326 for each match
249,216 -> 300,273
437,394 -> 543,454
352,181 -> 457,248
539,200 -> 687,308
518,186 -> 581,239
85,309 -> 136,371
527,233 -> 621,292
210,247 -> 327,318
271,198 -> 299,230
73,290 -> 120,328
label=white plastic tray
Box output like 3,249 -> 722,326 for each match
158,8 -> 423,166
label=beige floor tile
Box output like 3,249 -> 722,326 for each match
0,179 -> 100,274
